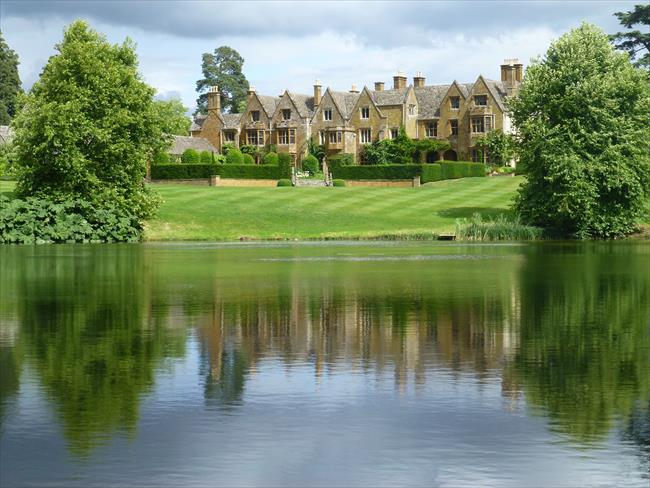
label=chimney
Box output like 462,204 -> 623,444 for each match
500,59 -> 516,85
374,81 -> 385,92
248,86 -> 256,97
393,71 -> 407,90
313,79 -> 322,107
207,85 -> 221,113
413,71 -> 425,88
349,84 -> 359,93
514,62 -> 523,82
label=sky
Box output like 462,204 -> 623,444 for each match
0,1 -> 637,112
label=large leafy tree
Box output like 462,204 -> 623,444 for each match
510,23 -> 650,238
610,4 -> 650,69
195,46 -> 249,115
152,97 -> 191,136
0,31 -> 22,125
12,20 -> 164,219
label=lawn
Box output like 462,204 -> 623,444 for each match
146,177 -> 524,241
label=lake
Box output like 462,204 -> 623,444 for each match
0,241 -> 648,487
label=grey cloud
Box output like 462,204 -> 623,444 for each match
3,0 -> 631,48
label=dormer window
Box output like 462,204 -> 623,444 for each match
282,109 -> 291,120
426,122 -> 437,138
251,110 -> 260,122
474,95 -> 488,106
323,109 -> 332,121
450,97 -> 460,110
360,107 -> 370,119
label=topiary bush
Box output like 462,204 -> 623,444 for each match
181,148 -> 200,164
263,152 -> 279,165
277,179 -> 292,187
278,152 -> 292,178
332,179 -> 346,187
200,150 -> 213,164
242,153 -> 255,165
302,154 -> 319,175
225,148 -> 244,165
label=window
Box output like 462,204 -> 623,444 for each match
360,107 -> 370,119
289,129 -> 295,144
323,109 -> 332,121
485,116 -> 493,131
408,104 -> 417,116
250,110 -> 260,122
474,95 -> 487,106
223,131 -> 235,142
426,122 -> 437,138
450,97 -> 460,110
328,131 -> 342,144
471,148 -> 483,162
390,128 -> 399,139
450,120 -> 458,136
318,130 -> 324,145
471,117 -> 485,133
247,129 -> 261,145
360,128 -> 372,144
282,109 -> 291,120
278,129 -> 296,145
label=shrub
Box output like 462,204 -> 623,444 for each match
455,213 -> 543,241
153,150 -> 170,165
242,153 -> 255,165
278,152 -> 292,178
328,153 -> 354,168
331,164 -> 421,180
222,143 -> 236,155
332,179 -> 346,187
302,154 -> 319,175
263,152 -> 279,165
200,150 -> 213,164
220,165 -> 280,179
277,179 -> 292,187
0,195 -> 142,244
181,148 -> 200,164
421,164 -> 442,183
439,161 -> 485,179
150,164 -> 219,179
225,148 -> 244,165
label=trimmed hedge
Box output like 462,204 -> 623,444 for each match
439,161 -> 486,179
263,152 -> 279,165
151,164 -> 282,180
226,149 -> 244,165
278,153 -> 292,179
328,153 -> 354,168
331,164 -> 422,180
277,179 -> 292,187
421,164 -> 442,183
332,179 -> 346,187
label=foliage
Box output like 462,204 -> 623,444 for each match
0,141 -> 17,177
327,153 -> 354,168
414,139 -> 450,163
420,164 -> 442,183
0,31 -> 22,124
239,144 -> 258,156
225,148 -> 244,165
153,150 -> 170,165
0,195 -> 142,243
331,164 -> 422,180
439,161 -> 486,179
195,46 -> 249,114
455,213 -> 542,241
474,130 -> 515,166
308,139 -> 325,164
150,163 -> 283,180
360,127 -> 449,165
11,20 -> 163,223
152,98 -> 191,136
263,152 -> 279,165
510,23 -> 650,238
241,153 -> 255,165
332,179 -> 346,187
222,143 -> 236,155
277,152 -> 292,178
610,4 -> 650,69
301,154 -> 319,175
277,179 -> 292,187
181,148 -> 200,164
200,150 -> 213,164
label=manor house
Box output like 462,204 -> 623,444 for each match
189,59 -> 523,164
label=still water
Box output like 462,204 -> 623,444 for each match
0,242 -> 648,487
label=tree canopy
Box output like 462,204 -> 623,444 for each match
195,46 -> 249,115
152,97 -> 191,136
610,4 -> 650,69
0,31 -> 22,125
510,23 -> 650,238
11,20 -> 164,220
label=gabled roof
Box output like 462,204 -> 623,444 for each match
190,114 -> 207,132
255,94 -> 281,117
370,87 -> 410,106
328,90 -> 360,119
222,113 -> 242,129
0,125 -> 13,144
414,84 -> 450,119
285,92 -> 315,118
348,86 -> 386,119
169,135 -> 218,155
482,78 -> 507,111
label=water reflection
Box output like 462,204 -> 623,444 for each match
0,242 -> 649,483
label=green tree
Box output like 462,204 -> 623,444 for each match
152,98 -> 191,136
195,46 -> 249,115
610,4 -> 650,69
510,23 -> 650,238
474,130 -> 514,166
181,148 -> 200,164
0,31 -> 22,125
11,21 -> 163,220
225,148 -> 244,165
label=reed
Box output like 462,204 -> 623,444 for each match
456,213 -> 543,241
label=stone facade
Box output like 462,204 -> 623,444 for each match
189,59 -> 522,165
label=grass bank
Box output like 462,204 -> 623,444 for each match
146,177 -> 523,241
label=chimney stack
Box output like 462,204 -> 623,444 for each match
393,71 -> 407,90
514,62 -> 523,82
313,79 -> 322,107
500,59 -> 520,85
374,81 -> 385,92
207,86 -> 221,113
349,84 -> 359,93
247,86 -> 257,97
413,71 -> 425,88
